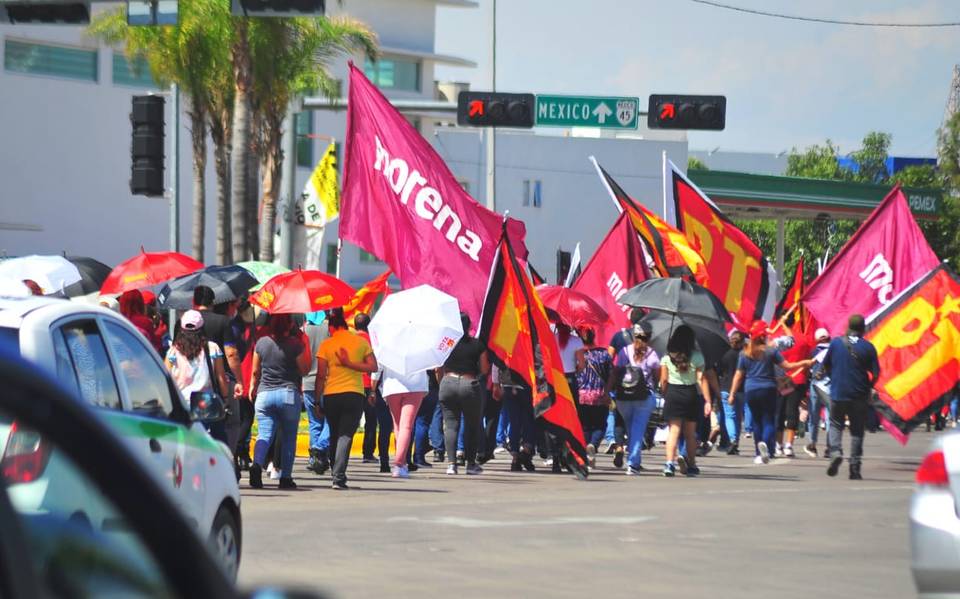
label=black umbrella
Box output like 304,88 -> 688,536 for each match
157,265 -> 258,309
619,278 -> 731,323
639,311 -> 731,367
64,256 -> 113,297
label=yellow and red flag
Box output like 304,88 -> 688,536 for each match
592,159 -> 709,286
343,270 -> 392,321
865,264 -> 960,441
478,232 -> 588,477
667,160 -> 775,324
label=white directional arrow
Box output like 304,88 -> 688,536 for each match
592,102 -> 613,124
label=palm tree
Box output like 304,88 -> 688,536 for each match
248,16 -> 378,261
229,18 -> 253,262
89,0 -> 233,263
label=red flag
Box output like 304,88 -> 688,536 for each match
865,265 -> 960,439
571,212 -> 651,345
478,233 -> 588,478
339,64 -> 527,330
775,257 -> 805,320
343,270 -> 392,321
667,160 -> 775,323
592,158 -> 709,286
802,186 -> 940,336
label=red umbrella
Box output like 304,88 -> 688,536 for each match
536,285 -> 609,329
100,249 -> 204,295
249,269 -> 355,313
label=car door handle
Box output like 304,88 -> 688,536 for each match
149,438 -> 162,453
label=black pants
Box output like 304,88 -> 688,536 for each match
361,387 -> 376,459
439,374 -> 483,465
234,397 -> 255,459
778,387 -> 803,431
325,392 -> 363,484
481,379 -> 502,457
828,399 -> 868,467
578,403 -> 608,447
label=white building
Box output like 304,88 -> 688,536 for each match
0,0 -> 689,289
0,0 -> 477,283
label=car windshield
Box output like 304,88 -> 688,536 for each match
0,327 -> 18,352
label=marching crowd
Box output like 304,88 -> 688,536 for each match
93,280 -> 918,491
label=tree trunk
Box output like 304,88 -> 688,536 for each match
210,109 -> 232,265
258,110 -> 284,262
188,95 -> 207,263
246,113 -> 261,259
230,22 -> 252,262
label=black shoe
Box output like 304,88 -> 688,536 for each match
849,464 -> 863,480
238,455 -> 251,471
434,449 -> 445,463
456,454 -> 466,467
249,463 -> 263,489
407,461 -> 419,472
552,459 -> 563,474
278,477 -> 297,490
379,463 -> 391,473
510,457 -> 523,472
613,449 -> 624,469
234,462 -> 241,483
413,459 -> 433,469
332,480 -> 349,490
726,444 -> 739,456
827,456 -> 843,477
477,452 -> 494,465
316,458 -> 329,475
362,456 -> 378,464
520,451 -> 536,472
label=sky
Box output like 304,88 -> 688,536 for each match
434,0 -> 960,157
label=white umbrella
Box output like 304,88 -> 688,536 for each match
0,279 -> 32,298
0,255 -> 82,295
369,284 -> 464,376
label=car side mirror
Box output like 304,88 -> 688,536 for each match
190,391 -> 225,423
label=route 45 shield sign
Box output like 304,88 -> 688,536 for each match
616,99 -> 637,127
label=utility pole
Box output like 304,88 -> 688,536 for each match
169,83 -> 179,252
278,100 -> 297,268
484,0 -> 496,211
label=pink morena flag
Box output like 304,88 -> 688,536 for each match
339,64 -> 527,329
802,186 -> 939,336
571,212 -> 651,346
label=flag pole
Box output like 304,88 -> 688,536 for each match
589,156 -> 623,215
661,150 -> 668,221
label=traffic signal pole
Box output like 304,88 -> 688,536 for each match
169,83 -> 179,253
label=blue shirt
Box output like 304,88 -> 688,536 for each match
822,335 -> 880,402
737,348 -> 784,393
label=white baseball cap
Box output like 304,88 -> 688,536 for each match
815,328 -> 830,342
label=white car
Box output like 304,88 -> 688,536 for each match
0,296 -> 242,579
911,431 -> 960,597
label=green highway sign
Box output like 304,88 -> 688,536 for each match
535,95 -> 640,129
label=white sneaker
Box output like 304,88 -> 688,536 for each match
391,465 -> 401,478
586,443 -> 597,469
493,445 -> 508,455
398,465 -> 410,479
267,464 -> 281,480
446,464 -> 458,475
466,464 -> 483,475
753,455 -> 765,465
774,444 -> 784,458
543,458 -> 554,467
757,442 -> 770,464
783,445 -> 795,458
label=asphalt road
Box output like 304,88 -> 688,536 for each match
237,429 -> 931,599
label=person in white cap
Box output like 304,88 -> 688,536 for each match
804,328 -> 832,458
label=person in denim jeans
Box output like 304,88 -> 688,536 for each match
248,314 -> 312,490
804,330 -> 832,457
608,323 -> 660,475
302,319 -> 330,474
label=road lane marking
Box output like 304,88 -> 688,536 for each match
386,515 -> 657,528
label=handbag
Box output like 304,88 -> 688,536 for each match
203,346 -> 234,418
618,365 -> 649,401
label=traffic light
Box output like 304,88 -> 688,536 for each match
231,0 -> 324,17
130,95 -> 165,197
457,92 -> 535,128
2,3 -> 89,24
647,94 -> 726,130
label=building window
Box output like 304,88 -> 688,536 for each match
112,53 -> 156,88
326,243 -> 337,275
523,179 -> 542,208
4,39 -> 98,82
363,56 -> 421,92
359,250 -> 383,264
295,112 -> 313,168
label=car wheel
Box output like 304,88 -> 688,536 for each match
208,506 -> 240,581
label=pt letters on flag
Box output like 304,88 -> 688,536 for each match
572,212 -> 651,346
479,235 -> 588,476
803,187 -> 940,336
339,64 -> 527,329
591,158 -> 709,286
668,161 -> 775,323
865,265 -> 960,435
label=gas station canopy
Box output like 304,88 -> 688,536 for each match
687,169 -> 941,221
